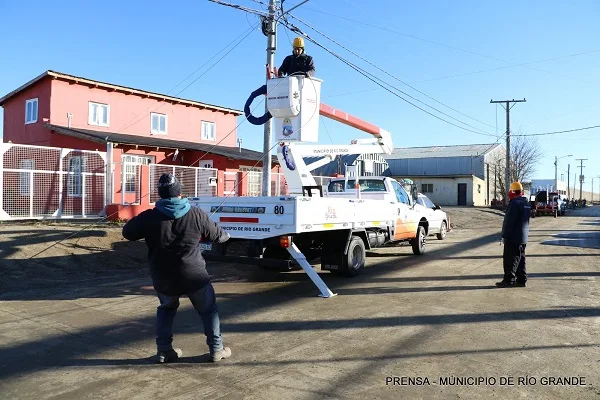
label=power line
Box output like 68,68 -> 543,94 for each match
299,3 -> 599,85
411,50 -> 600,85
116,24 -> 258,133
289,14 -> 497,132
280,20 -> 497,137
512,124 -> 600,137
207,0 -> 268,16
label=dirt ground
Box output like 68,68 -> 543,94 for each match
1,206 -> 599,399
0,206 -> 502,292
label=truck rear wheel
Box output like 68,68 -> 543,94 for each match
341,236 -> 366,277
411,226 -> 426,255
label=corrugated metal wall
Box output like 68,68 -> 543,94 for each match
386,156 -> 485,179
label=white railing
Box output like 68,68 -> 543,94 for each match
241,172 -> 333,197
0,143 -> 107,220
148,164 -> 218,203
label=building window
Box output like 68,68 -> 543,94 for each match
25,98 -> 38,124
422,183 -> 433,193
201,121 -> 216,141
67,156 -> 87,197
123,155 -> 153,193
19,159 -> 34,195
151,113 -> 167,134
88,102 -> 110,126
478,184 -> 481,193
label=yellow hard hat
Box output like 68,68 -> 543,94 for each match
510,181 -> 523,191
293,37 -> 304,48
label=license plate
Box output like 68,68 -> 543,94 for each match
199,242 -> 212,251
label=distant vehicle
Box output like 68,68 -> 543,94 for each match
414,193 -> 449,240
550,192 -> 567,216
531,190 -> 564,217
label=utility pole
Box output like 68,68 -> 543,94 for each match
486,163 -> 490,205
567,164 -> 570,198
494,163 -> 498,202
260,0 -> 277,196
554,154 -> 572,194
576,158 -> 587,202
490,98 -> 526,205
209,0 -> 311,196
555,156 -> 558,193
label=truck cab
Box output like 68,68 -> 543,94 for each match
325,176 -> 430,244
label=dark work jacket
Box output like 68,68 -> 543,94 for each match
278,53 -> 315,77
501,196 -> 531,244
122,199 -> 228,296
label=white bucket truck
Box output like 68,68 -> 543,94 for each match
188,76 -> 432,298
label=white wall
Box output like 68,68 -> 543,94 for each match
396,176 -> 477,206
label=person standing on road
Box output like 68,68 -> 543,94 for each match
122,173 -> 232,363
497,181 -> 531,288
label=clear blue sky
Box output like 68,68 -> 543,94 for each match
1,0 -> 599,192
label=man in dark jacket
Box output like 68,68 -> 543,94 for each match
123,173 -> 232,363
278,36 -> 316,77
497,181 -> 530,288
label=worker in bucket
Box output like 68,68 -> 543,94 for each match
122,173 -> 232,363
278,36 -> 316,77
497,181 -> 531,288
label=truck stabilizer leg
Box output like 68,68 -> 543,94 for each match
287,243 -> 337,298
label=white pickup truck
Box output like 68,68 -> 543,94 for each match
189,175 -> 433,278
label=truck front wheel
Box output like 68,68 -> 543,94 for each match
411,226 -> 426,255
341,236 -> 366,277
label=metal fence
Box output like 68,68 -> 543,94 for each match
243,172 -> 333,197
148,164 -> 218,203
0,143 -> 106,220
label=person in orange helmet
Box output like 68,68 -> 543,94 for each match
497,181 -> 531,288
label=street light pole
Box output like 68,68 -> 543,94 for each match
554,154 -> 572,194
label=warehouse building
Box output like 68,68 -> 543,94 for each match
384,143 -> 505,206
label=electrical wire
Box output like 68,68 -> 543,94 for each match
289,14 -> 497,131
207,0 -> 268,16
116,24 -> 258,134
512,124 -> 600,137
299,3 -> 599,85
279,19 -> 498,137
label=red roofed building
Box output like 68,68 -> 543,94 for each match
0,71 -> 282,220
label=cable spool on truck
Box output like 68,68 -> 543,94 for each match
188,75 -> 435,298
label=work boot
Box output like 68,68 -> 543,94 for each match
210,347 -> 231,362
514,281 -> 527,288
156,348 -> 182,364
495,281 -> 515,288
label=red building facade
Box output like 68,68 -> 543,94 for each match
0,71 -> 282,219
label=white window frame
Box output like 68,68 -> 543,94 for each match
88,101 -> 110,127
67,155 -> 87,198
151,113 -> 168,135
25,98 -> 38,124
201,121 -> 216,141
122,155 -> 154,193
200,160 -> 214,169
19,159 -> 35,195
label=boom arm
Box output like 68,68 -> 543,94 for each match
267,76 -> 394,195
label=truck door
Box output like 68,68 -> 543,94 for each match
391,181 -> 417,240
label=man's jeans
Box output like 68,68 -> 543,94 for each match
503,243 -> 527,284
156,282 -> 224,353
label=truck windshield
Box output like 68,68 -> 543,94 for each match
328,179 -> 387,192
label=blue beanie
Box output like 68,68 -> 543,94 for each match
157,173 -> 181,199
